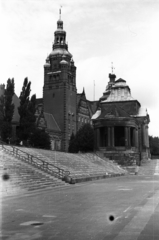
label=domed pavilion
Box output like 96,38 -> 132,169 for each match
92,73 -> 150,166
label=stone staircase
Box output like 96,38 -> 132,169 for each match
13,146 -> 127,183
0,149 -> 68,197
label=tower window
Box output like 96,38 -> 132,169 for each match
60,37 -> 63,44
56,37 -> 59,43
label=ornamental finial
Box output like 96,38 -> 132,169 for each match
111,62 -> 115,74
59,6 -> 62,20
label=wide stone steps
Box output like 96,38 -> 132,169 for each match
0,150 -> 68,197
14,147 -> 126,182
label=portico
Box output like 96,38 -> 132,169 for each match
94,119 -> 139,151
97,126 -> 138,149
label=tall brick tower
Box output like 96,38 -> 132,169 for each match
43,10 -> 77,151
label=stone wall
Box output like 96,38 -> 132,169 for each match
104,152 -> 140,166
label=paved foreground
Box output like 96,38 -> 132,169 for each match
1,159 -> 159,240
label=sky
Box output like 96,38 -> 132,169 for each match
0,0 -> 159,137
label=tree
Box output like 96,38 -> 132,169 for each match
68,124 -> 94,153
18,78 -> 36,144
149,136 -> 159,155
29,128 -> 51,149
0,79 -> 14,142
68,132 -> 78,153
76,124 -> 94,152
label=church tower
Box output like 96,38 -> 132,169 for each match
43,10 -> 77,151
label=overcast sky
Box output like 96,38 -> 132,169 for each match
1,0 -> 159,137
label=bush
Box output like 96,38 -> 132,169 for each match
29,128 -> 51,150
68,124 -> 94,153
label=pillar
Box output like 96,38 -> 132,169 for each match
128,127 -> 131,147
142,124 -> 146,147
133,128 -> 136,147
108,127 -> 111,147
111,127 -> 114,147
97,128 -> 100,148
125,127 -> 128,147
145,124 -> 149,147
135,129 -> 139,148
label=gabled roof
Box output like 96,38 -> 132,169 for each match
44,112 -> 61,132
77,90 -> 98,116
87,100 -> 99,116
77,88 -> 86,105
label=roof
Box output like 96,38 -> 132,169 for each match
95,104 -> 130,120
44,62 -> 50,67
115,78 -> 126,83
60,59 -> 68,64
50,48 -> 72,57
77,90 -> 86,105
92,110 -> 101,120
136,107 -> 148,117
102,84 -> 134,102
87,101 -> 99,115
36,98 -> 43,106
44,112 -> 61,132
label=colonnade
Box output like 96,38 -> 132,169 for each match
96,126 -> 139,148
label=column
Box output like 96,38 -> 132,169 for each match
125,127 -> 128,147
97,128 -> 100,148
108,127 -> 111,147
111,127 -> 114,147
128,127 -> 131,147
135,129 -> 139,148
104,127 -> 107,147
142,124 -> 146,147
146,125 -> 149,147
133,128 -> 136,147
